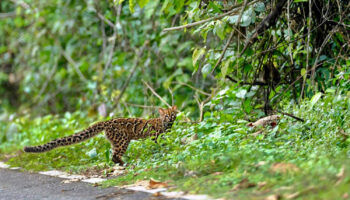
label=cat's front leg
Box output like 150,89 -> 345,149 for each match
112,153 -> 124,166
111,139 -> 130,166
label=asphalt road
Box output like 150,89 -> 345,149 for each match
0,168 -> 179,200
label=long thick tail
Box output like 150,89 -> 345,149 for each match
24,121 -> 106,153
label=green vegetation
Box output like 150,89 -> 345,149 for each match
1,0 -> 349,199
1,91 -> 349,199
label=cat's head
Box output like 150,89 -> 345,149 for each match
158,106 -> 177,124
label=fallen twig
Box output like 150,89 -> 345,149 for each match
277,111 -> 304,122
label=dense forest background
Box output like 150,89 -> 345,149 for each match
1,0 -> 348,117
1,0 -> 349,199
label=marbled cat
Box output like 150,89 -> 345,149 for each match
24,106 -> 177,165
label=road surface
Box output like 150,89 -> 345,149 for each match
0,168 -> 181,200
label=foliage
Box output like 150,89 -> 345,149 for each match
161,0 -> 350,112
1,0 -> 348,116
1,92 -> 350,198
0,0 -> 198,116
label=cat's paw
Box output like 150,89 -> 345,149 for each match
112,155 -> 124,166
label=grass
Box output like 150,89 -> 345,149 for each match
0,92 -> 349,199
102,162 -> 350,199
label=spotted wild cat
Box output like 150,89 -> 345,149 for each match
24,106 -> 177,165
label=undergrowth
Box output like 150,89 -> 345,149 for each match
0,91 -> 349,199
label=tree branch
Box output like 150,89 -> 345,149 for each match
226,75 -> 267,86
239,0 -> 288,56
9,0 -> 31,10
0,12 -> 17,19
300,0 -> 312,102
124,102 -> 160,109
172,81 -> 211,96
162,0 -> 260,32
58,42 -> 88,83
114,41 -> 149,106
102,4 -> 121,79
211,0 -> 248,74
142,80 -> 171,108
96,12 -> 115,28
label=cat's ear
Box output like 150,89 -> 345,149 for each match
158,108 -> 165,115
172,105 -> 177,110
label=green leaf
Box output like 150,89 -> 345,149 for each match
294,0 -> 308,2
0,72 -> 9,82
319,55 -> 328,62
161,0 -> 170,13
254,2 -> 265,12
241,8 -> 255,27
129,0 -> 136,13
163,75 -> 174,89
201,63 -> 212,78
87,148 -> 97,158
243,64 -> 252,74
221,60 -> 231,78
178,57 -> 193,69
208,1 -> 222,13
214,21 -> 226,40
192,48 -> 206,67
310,92 -> 322,108
137,0 -> 150,8
227,15 -> 238,24
243,99 -> 252,113
325,88 -> 336,94
174,0 -> 185,12
105,145 -> 110,162
165,57 -> 176,68
236,89 -> 247,99
301,68 -> 306,77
